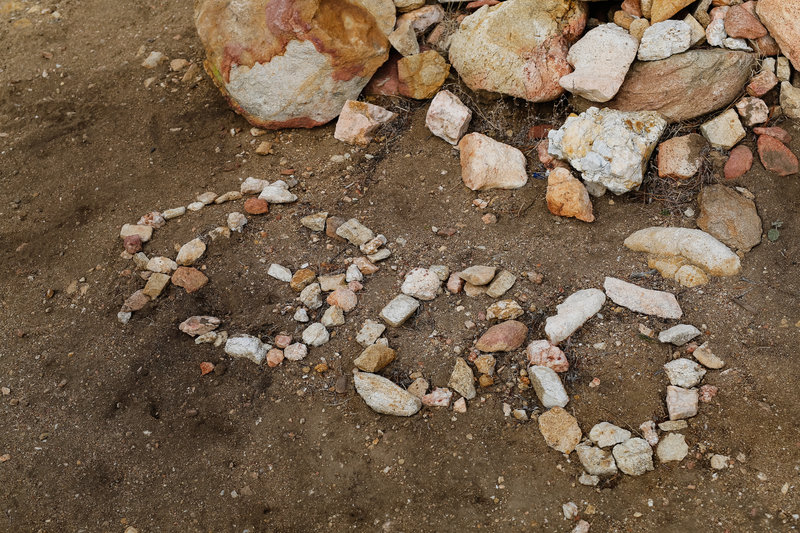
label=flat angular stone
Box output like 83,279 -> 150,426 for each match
579,50 -> 756,123
612,438 -> 654,476
143,273 -> 171,298
334,100 -> 396,146
589,422 -> 632,448
422,387 -> 453,408
624,227 -> 741,277
284,343 -> 308,361
240,177 -> 268,194
576,443 -> 619,475
354,344 -> 396,372
336,218 -> 375,246
300,283 -> 323,309
658,324 -> 701,346
120,224 -> 153,243
529,365 -> 569,408
146,256 -> 177,274
735,97 -> 769,127
290,269 -> 316,292
538,406 -> 582,454
380,294 -> 420,326
302,322 -> 330,347
758,134 -> 799,176
666,385 -> 699,420
353,371 -> 422,416
700,109 -> 746,150
657,433 -> 689,462
544,288 -> 606,344
318,274 -> 347,292
301,212 -> 328,232
697,185 -> 762,253
326,288 -> 358,312
171,267 -> 208,293
356,320 -> 386,346
604,277 -> 682,319
459,133 -> 528,191
724,145 -> 753,180
268,263 -> 292,282
448,358 -> 476,400
321,306 -> 345,327
756,0 -> 800,70
657,134 -> 706,180
179,316 -> 221,337
426,90 -> 472,145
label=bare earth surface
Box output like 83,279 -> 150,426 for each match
1,1 -> 799,531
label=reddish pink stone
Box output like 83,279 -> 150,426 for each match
171,267 -> 209,293
244,197 -> 269,215
747,70 -> 779,97
724,145 -> 753,180
123,234 -> 143,254
266,348 -> 284,367
121,289 -> 150,312
421,387 -> 453,407
621,0 -> 642,17
699,384 -> 718,403
724,3 -> 767,39
475,320 -> 528,352
537,140 -> 569,170
275,335 -> 292,349
758,135 -> 799,176
326,288 -> 358,312
446,273 -> 464,294
753,126 -> 792,145
526,340 -> 569,372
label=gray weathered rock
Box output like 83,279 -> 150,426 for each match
224,335 -> 268,364
336,218 -> 375,246
589,422 -> 632,448
604,277 -> 682,319
300,283 -> 324,310
576,443 -> 619,475
664,358 -> 706,388
380,294 -> 420,326
356,319 -> 386,346
612,438 -> 654,476
658,324 -> 701,345
638,20 -> 691,61
657,433 -> 689,462
486,270 -> 516,298
697,185 -> 762,253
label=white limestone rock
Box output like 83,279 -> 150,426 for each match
544,288 -> 606,344
657,433 -> 689,462
560,23 -> 638,103
268,263 -> 292,282
638,20 -> 692,61
224,335 -> 268,364
589,422 -> 632,448
659,324 -> 701,346
576,443 -> 619,476
380,294 -> 420,326
664,358 -> 706,388
302,322 -> 330,347
529,365 -> 569,408
458,132 -> 528,191
401,267 -> 441,301
426,90 -> 472,145
612,438 -> 654,476
547,107 -> 667,195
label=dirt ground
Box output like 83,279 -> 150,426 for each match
2,1 -> 800,531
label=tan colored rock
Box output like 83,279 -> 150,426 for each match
577,50 -> 756,123
650,0 -> 695,23
458,133 -> 528,191
538,407 -> 582,454
353,371 -> 421,416
627,227 -> 741,277
354,344 -> 396,372
334,100 -> 396,146
397,51 -> 450,100
448,0 -> 587,102
657,133 -> 706,180
700,109 -> 746,150
143,273 -> 170,299
546,167 -> 594,222
697,185 -> 762,253
194,0 -> 389,129
458,265 -> 496,285
354,0 -> 396,35
756,0 -> 800,70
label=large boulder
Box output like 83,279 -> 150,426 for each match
571,50 -> 756,123
195,0 -> 390,129
448,0 -> 587,102
756,0 -> 800,70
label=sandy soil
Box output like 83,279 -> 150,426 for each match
1,1 -> 799,531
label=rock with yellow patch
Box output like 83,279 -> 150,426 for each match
397,51 -> 450,100
547,107 -> 666,195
